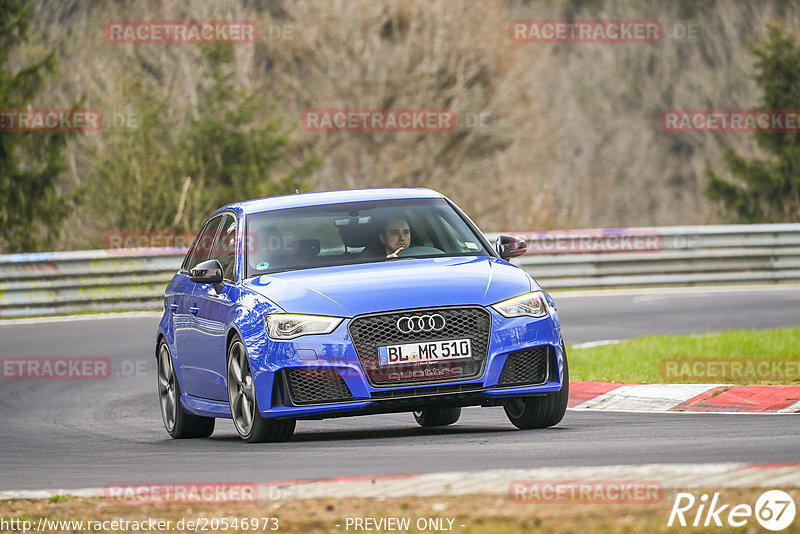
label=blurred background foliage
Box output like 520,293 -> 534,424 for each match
1,0 -> 799,252
0,0 -> 80,252
705,24 -> 800,223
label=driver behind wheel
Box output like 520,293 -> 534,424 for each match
379,217 -> 411,258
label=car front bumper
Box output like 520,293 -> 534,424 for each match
244,307 -> 566,420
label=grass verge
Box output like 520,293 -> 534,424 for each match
1,489 -> 799,533
568,327 -> 800,384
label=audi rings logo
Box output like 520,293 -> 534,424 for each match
396,314 -> 446,334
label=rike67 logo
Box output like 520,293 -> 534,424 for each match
668,490 -> 796,531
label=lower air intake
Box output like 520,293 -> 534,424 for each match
284,368 -> 354,405
497,346 -> 549,386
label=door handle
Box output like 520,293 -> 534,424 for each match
169,303 -> 178,312
189,305 -> 199,316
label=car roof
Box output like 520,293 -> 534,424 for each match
216,188 -> 445,216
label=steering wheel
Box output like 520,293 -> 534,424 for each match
396,245 -> 443,257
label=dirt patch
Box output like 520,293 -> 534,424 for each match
1,488 -> 798,533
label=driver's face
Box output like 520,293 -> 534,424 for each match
380,219 -> 411,254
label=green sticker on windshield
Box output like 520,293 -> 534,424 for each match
256,261 -> 270,270
465,242 -> 479,250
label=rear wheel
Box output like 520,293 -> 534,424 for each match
503,348 -> 569,429
413,406 -> 461,427
227,336 -> 295,443
157,340 -> 215,439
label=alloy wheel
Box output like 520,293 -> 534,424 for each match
157,343 -> 177,432
227,341 -> 255,437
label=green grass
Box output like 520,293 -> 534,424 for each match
568,327 -> 800,384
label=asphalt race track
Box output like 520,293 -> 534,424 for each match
1,285 -> 798,492
554,285 -> 800,344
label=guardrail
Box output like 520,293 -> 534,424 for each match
1,224 -> 799,318
486,223 -> 800,289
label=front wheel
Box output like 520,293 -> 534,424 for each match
413,406 -> 461,427
157,340 -> 215,439
227,336 -> 295,443
503,349 -> 569,429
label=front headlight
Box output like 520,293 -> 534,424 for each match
491,291 -> 548,318
265,314 -> 343,340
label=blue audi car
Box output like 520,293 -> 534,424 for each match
156,188 -> 568,442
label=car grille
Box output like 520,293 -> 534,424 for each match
497,346 -> 550,386
284,368 -> 354,405
348,306 -> 491,386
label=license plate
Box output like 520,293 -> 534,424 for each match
377,339 -> 472,367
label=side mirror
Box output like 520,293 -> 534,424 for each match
189,259 -> 224,287
496,235 -> 527,260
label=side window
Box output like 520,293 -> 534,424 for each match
182,215 -> 223,271
211,214 -> 237,281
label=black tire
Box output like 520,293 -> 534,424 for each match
243,415 -> 296,444
413,406 -> 461,427
227,335 -> 296,443
157,340 -> 215,439
503,347 -> 569,429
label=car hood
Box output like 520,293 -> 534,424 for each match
243,256 -> 536,317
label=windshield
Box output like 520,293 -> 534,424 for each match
245,198 -> 490,277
